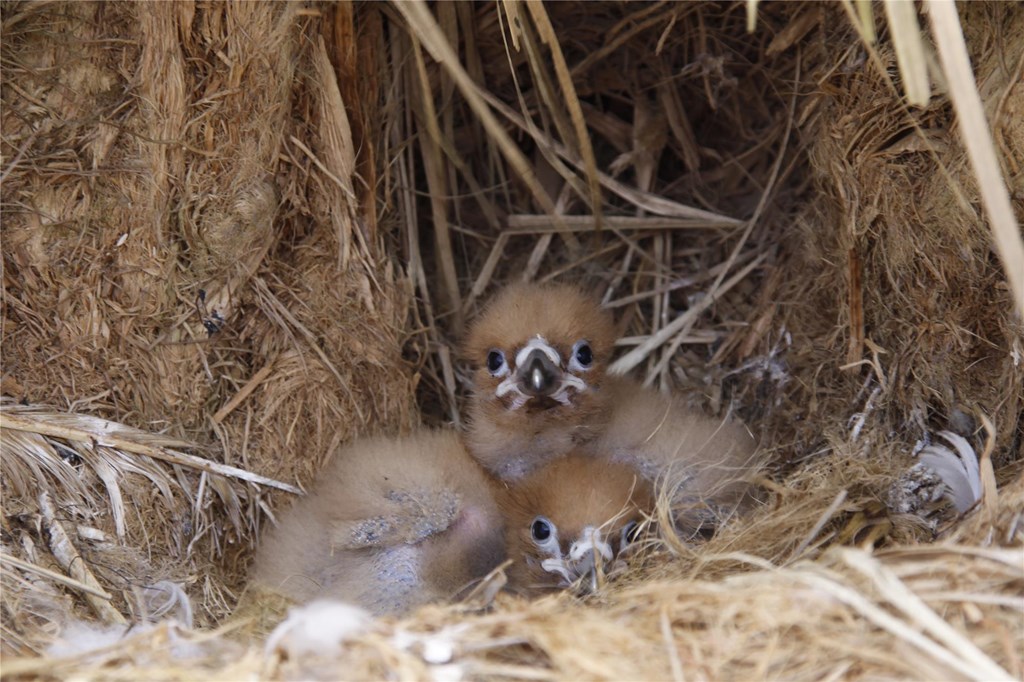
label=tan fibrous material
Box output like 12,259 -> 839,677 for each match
2,0 -> 414,634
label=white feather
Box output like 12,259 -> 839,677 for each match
48,620 -> 201,659
265,600 -> 373,658
916,431 -> 982,513
936,431 -> 981,501
140,580 -> 193,628
47,621 -> 133,657
393,623 -> 470,667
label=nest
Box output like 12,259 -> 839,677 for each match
1,0 -> 1021,679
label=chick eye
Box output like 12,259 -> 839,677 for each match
486,349 -> 508,376
621,520 -> 641,546
568,340 -> 593,372
531,517 -> 552,541
530,516 -> 560,555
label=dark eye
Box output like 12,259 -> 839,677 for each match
570,340 -> 593,370
531,517 -> 552,541
486,349 -> 507,375
622,520 -> 641,546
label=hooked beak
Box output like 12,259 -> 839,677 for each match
518,348 -> 560,397
575,547 -> 604,593
495,336 -> 587,411
567,527 -> 613,594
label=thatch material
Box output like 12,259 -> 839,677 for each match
2,0 -> 414,632
777,0 -> 1024,463
4,476 -> 1021,680
2,0 -> 1022,678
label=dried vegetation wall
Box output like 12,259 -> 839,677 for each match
2,0 -> 415,630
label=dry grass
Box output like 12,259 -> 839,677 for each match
3,477 -> 1021,680
1,0 -> 415,630
2,0 -> 1022,678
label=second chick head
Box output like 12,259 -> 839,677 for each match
498,455 -> 654,595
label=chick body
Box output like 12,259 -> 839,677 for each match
250,430 -> 504,616
465,282 -> 763,534
589,376 -> 762,534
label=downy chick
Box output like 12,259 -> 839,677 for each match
464,281 -> 618,480
466,281 -> 762,534
590,380 -> 762,537
496,454 -> 655,594
249,430 -> 504,617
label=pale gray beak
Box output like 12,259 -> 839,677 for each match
518,348 -> 560,397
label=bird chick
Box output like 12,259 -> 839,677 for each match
249,430 -> 504,617
497,454 -> 654,594
465,281 -> 763,535
464,281 -> 618,480
590,378 -> 763,537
